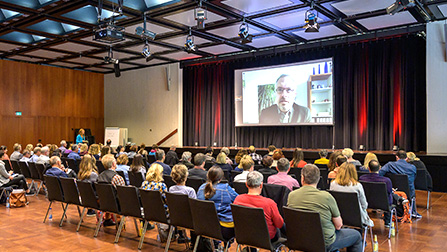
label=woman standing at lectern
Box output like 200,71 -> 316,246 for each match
76,128 -> 86,144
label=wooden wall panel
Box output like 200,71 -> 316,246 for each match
0,60 -> 104,150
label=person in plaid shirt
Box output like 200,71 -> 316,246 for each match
248,145 -> 262,165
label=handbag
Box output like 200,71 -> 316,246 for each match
9,189 -> 28,207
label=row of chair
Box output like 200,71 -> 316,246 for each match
4,160 -> 46,196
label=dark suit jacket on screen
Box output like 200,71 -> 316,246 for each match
259,103 -> 311,124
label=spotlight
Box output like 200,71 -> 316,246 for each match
141,42 -> 151,59
104,56 -> 119,64
238,21 -> 252,44
304,10 -> 320,32
135,15 -> 156,40
386,0 -> 415,15
184,29 -> 196,53
194,1 -> 207,29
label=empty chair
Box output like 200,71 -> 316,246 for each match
115,185 -> 143,243
414,169 -> 433,209
186,177 -> 205,192
261,184 -> 290,217
287,168 -> 302,186
129,170 -> 144,187
163,175 -> 175,189
59,177 -> 82,227
138,189 -> 171,250
231,204 -> 285,251
96,160 -> 105,174
329,190 -> 373,251
385,173 -> 416,218
319,168 -> 329,189
18,161 -> 33,190
283,207 -> 326,252
189,198 -> 233,252
147,155 -> 156,164
233,182 -> 248,194
76,181 -> 100,232
26,162 -> 42,195
94,183 -> 121,237
66,158 -> 79,174
10,160 -> 22,175
43,175 -> 66,224
361,181 -> 399,239
165,192 -> 195,251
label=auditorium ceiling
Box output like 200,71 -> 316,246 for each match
0,0 -> 444,74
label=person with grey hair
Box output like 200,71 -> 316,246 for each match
59,140 -> 67,153
314,149 -> 329,165
220,147 -> 233,165
165,145 -> 179,166
153,149 -> 171,175
10,144 -> 23,161
179,151 -> 194,168
288,164 -> 362,252
267,157 -> 299,191
44,156 -> 68,178
234,171 -> 284,242
36,146 -> 50,166
188,153 -> 207,180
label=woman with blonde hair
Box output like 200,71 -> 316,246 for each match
215,152 -> 233,172
330,163 -> 373,227
115,154 -> 130,185
76,128 -> 85,144
88,144 -> 100,160
362,152 -> 378,170
100,146 -> 110,160
234,148 -> 248,165
197,166 -> 238,245
78,154 -> 98,183
25,144 -> 34,155
290,148 -> 307,168
169,164 -> 196,198
79,144 -> 88,156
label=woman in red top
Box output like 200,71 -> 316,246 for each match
290,148 -> 307,168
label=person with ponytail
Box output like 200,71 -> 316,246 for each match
197,166 -> 238,244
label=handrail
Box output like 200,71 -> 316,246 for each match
157,129 -> 178,146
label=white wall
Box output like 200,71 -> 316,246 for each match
426,21 -> 447,154
104,63 -> 183,147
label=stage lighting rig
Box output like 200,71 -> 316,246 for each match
194,0 -> 207,29
184,29 -> 196,53
386,0 -> 415,15
135,14 -> 157,40
304,2 -> 320,33
238,20 -> 252,44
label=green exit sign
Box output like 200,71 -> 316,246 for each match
15,111 -> 22,116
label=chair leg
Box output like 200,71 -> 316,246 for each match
183,229 -> 190,250
59,203 -> 69,227
192,235 -> 200,252
369,226 -> 374,252
94,212 -> 104,237
133,218 -> 140,237
362,226 -> 367,252
43,201 -> 53,223
236,244 -> 241,252
224,239 -> 231,252
35,181 -> 43,196
61,202 -> 68,220
76,207 -> 86,232
427,191 -> 430,209
114,216 -> 126,243
164,225 -> 175,252
138,220 -> 149,250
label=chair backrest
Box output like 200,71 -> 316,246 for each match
77,180 -> 100,209
233,182 -> 248,194
115,170 -> 127,185
186,177 -> 205,192
116,185 -> 143,218
127,158 -> 133,166
385,173 -> 411,197
44,175 -> 64,202
230,170 -> 242,182
357,171 -> 369,179
204,161 -> 214,170
319,168 -> 329,189
328,190 -> 363,228
283,207 -> 326,252
96,160 -> 105,174
139,189 -> 169,224
254,164 -> 263,171
95,183 -> 120,213
315,163 -> 328,169
59,177 -> 82,205
147,155 -> 156,164
4,161 -> 12,172
163,175 -> 175,188
10,160 -> 22,175
165,192 -> 194,230
35,163 -> 46,181
25,161 -> 40,180
360,181 -> 390,212
189,198 -> 226,241
288,168 -> 302,186
66,158 -> 79,173
414,169 -> 430,191
231,204 -> 273,251
18,161 -> 32,178
260,171 -> 274,183
129,171 -> 144,187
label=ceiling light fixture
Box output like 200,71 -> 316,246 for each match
195,0 -> 207,30
304,1 -> 320,33
141,40 -> 151,60
386,0 -> 415,15
104,47 -> 120,77
135,14 -> 156,40
238,20 -> 253,44
185,28 -> 196,53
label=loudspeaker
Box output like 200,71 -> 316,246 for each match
114,62 -> 121,77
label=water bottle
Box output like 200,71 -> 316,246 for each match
6,195 -> 10,208
49,207 -> 53,221
391,222 -> 395,237
373,235 -> 378,252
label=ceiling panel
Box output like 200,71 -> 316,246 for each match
125,22 -> 176,36
438,4 -> 447,17
80,35 -> 134,45
24,49 -> 68,58
50,42 -> 99,52
207,24 -> 265,38
163,9 -> 227,27
119,63 -> 140,69
162,51 -> 202,61
8,55 -> 43,62
0,42 -> 21,51
331,0 -> 394,16
200,44 -> 241,55
85,67 -> 113,72
357,11 -> 417,30
222,0 -> 296,14
92,51 -> 137,59
128,58 -> 169,65
293,25 -> 347,40
68,56 -> 103,65
261,9 -> 330,29
50,61 -> 83,68
126,43 -> 170,54
161,35 -> 211,47
249,35 -> 290,48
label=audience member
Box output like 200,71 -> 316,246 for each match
328,155 -> 347,179
64,144 -> 73,155
153,149 -> 171,175
288,164 -> 362,252
188,153 -> 208,180
330,162 -> 373,227
25,144 -> 34,155
342,148 -> 361,166
264,145 -> 276,158
68,145 -> 81,161
100,146 -> 111,160
116,145 -> 125,157
197,167 -> 238,245
88,144 -> 100,160
234,171 -> 284,242
179,151 -> 194,169
49,144 -> 58,157
268,157 -> 299,191
138,143 -> 148,156
10,144 -> 23,161
19,150 -> 31,163
127,145 -> 138,159
328,150 -> 343,173
45,156 -> 68,178
234,149 -> 248,165
115,154 -> 130,185
148,144 -> 158,157
361,152 -> 378,171
233,155 -> 254,183
272,149 -> 285,167
220,147 -> 233,165
0,146 -> 11,168
258,156 -> 278,175
30,147 -> 41,163
59,140 -> 67,153
314,149 -> 329,165
290,148 -> 307,168
36,146 -> 50,166
169,164 -> 196,199
78,154 -> 98,183
248,145 -> 262,165
130,154 -> 146,180
215,152 -> 233,172
0,150 -> 29,191
165,145 -> 179,166
204,146 -> 216,163
379,149 -> 420,218
79,144 -> 88,156
407,152 -> 432,189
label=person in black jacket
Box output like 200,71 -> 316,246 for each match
165,145 -> 179,166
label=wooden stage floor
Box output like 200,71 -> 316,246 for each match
0,190 -> 446,252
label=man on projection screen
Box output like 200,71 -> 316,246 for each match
259,74 -> 311,124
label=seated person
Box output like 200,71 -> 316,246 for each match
342,148 -> 362,166
234,171 -> 284,242
233,155 -> 254,183
45,156 -> 68,178
188,153 -> 208,180
314,149 -> 329,165
0,150 -> 29,192
153,149 -> 172,175
169,164 -> 196,199
360,152 -> 378,171
115,154 -> 130,185
288,164 -> 362,252
258,156 -> 278,176
290,148 -> 307,168
68,145 -> 81,161
215,152 -> 233,172
19,150 -> 31,163
129,154 -> 147,180
267,157 -> 299,191
179,151 -> 194,169
328,156 -> 347,179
